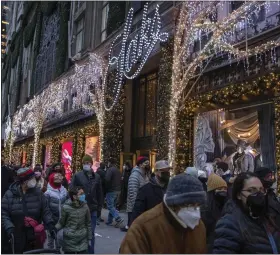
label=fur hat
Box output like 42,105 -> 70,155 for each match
136,156 -> 149,166
207,173 -> 227,192
165,173 -> 206,207
17,167 -> 35,183
82,154 -> 93,164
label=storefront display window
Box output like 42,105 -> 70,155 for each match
61,141 -> 73,182
194,103 -> 276,174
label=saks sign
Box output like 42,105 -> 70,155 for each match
104,3 -> 168,111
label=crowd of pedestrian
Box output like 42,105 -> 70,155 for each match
1,153 -> 280,254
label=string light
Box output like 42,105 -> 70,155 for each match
102,2 -> 168,111
168,1 -> 280,167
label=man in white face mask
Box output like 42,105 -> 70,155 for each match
120,173 -> 207,254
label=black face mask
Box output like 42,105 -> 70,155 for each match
246,192 -> 266,218
159,172 -> 170,185
215,191 -> 227,205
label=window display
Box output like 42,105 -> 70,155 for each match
61,141 -> 73,182
85,136 -> 100,172
194,103 -> 276,174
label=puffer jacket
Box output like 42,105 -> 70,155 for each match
44,184 -> 68,224
1,182 -> 54,253
56,199 -> 92,253
131,176 -> 165,223
213,206 -> 280,254
126,166 -> 149,212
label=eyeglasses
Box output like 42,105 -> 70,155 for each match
241,187 -> 266,195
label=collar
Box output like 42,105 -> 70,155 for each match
163,195 -> 188,229
223,170 -> 231,175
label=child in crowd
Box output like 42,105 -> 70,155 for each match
56,186 -> 92,254
44,172 -> 68,249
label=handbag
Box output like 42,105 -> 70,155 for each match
22,194 -> 46,248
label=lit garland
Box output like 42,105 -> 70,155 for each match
176,73 -> 280,184
156,37 -> 173,159
274,97 -> 280,195
168,1 -> 280,167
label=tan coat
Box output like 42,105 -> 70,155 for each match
120,202 -> 207,254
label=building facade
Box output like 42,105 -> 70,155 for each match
2,1 -> 280,186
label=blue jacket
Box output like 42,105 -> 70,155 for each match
213,206 -> 280,254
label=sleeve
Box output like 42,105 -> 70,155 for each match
1,191 -> 15,232
127,173 -> 140,212
131,186 -> 146,224
56,206 -> 66,230
97,177 -> 103,210
85,206 -> 92,241
70,174 -> 77,189
212,216 -> 242,254
119,223 -> 150,254
41,192 -> 55,229
105,169 -> 112,192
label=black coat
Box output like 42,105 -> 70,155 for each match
131,177 -> 165,223
71,171 -> 103,212
105,166 -> 121,192
96,168 -> 106,196
1,182 -> 54,253
1,165 -> 14,198
213,206 -> 280,254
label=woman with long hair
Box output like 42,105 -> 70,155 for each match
213,172 -> 280,254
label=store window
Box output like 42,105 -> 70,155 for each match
75,17 -> 84,54
100,1 -> 126,42
134,72 -> 158,138
193,103 -> 276,173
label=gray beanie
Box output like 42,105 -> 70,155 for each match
165,173 -> 206,207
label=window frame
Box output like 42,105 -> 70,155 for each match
75,16 -> 85,54
133,71 -> 158,138
101,1 -> 109,43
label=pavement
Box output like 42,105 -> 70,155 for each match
95,209 -> 128,254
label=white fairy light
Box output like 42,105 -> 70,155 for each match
102,2 -> 168,111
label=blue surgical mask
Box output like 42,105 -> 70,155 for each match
78,194 -> 86,203
83,164 -> 91,172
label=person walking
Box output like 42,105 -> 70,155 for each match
34,165 -> 47,192
44,172 -> 68,249
118,161 -> 132,211
96,162 -> 106,224
55,186 -> 92,254
71,155 -> 103,254
213,172 -> 280,254
105,158 -> 124,227
1,167 -> 55,253
130,160 -> 171,224
201,173 -> 228,252
121,156 -> 150,232
119,173 -> 207,254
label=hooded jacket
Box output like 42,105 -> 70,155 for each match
126,166 -> 149,213
131,176 -> 165,223
44,183 -> 68,224
1,182 -> 54,253
120,202 -> 206,254
56,199 -> 92,253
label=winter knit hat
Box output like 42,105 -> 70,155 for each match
165,173 -> 206,207
82,154 -> 93,164
185,167 -> 198,178
136,156 -> 149,166
255,167 -> 272,178
17,167 -> 35,183
207,173 -> 227,192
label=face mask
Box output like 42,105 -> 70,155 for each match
159,172 -> 170,185
83,164 -> 91,172
177,207 -> 201,229
246,192 -> 266,218
27,178 -> 37,189
78,194 -> 86,203
215,191 -> 227,204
